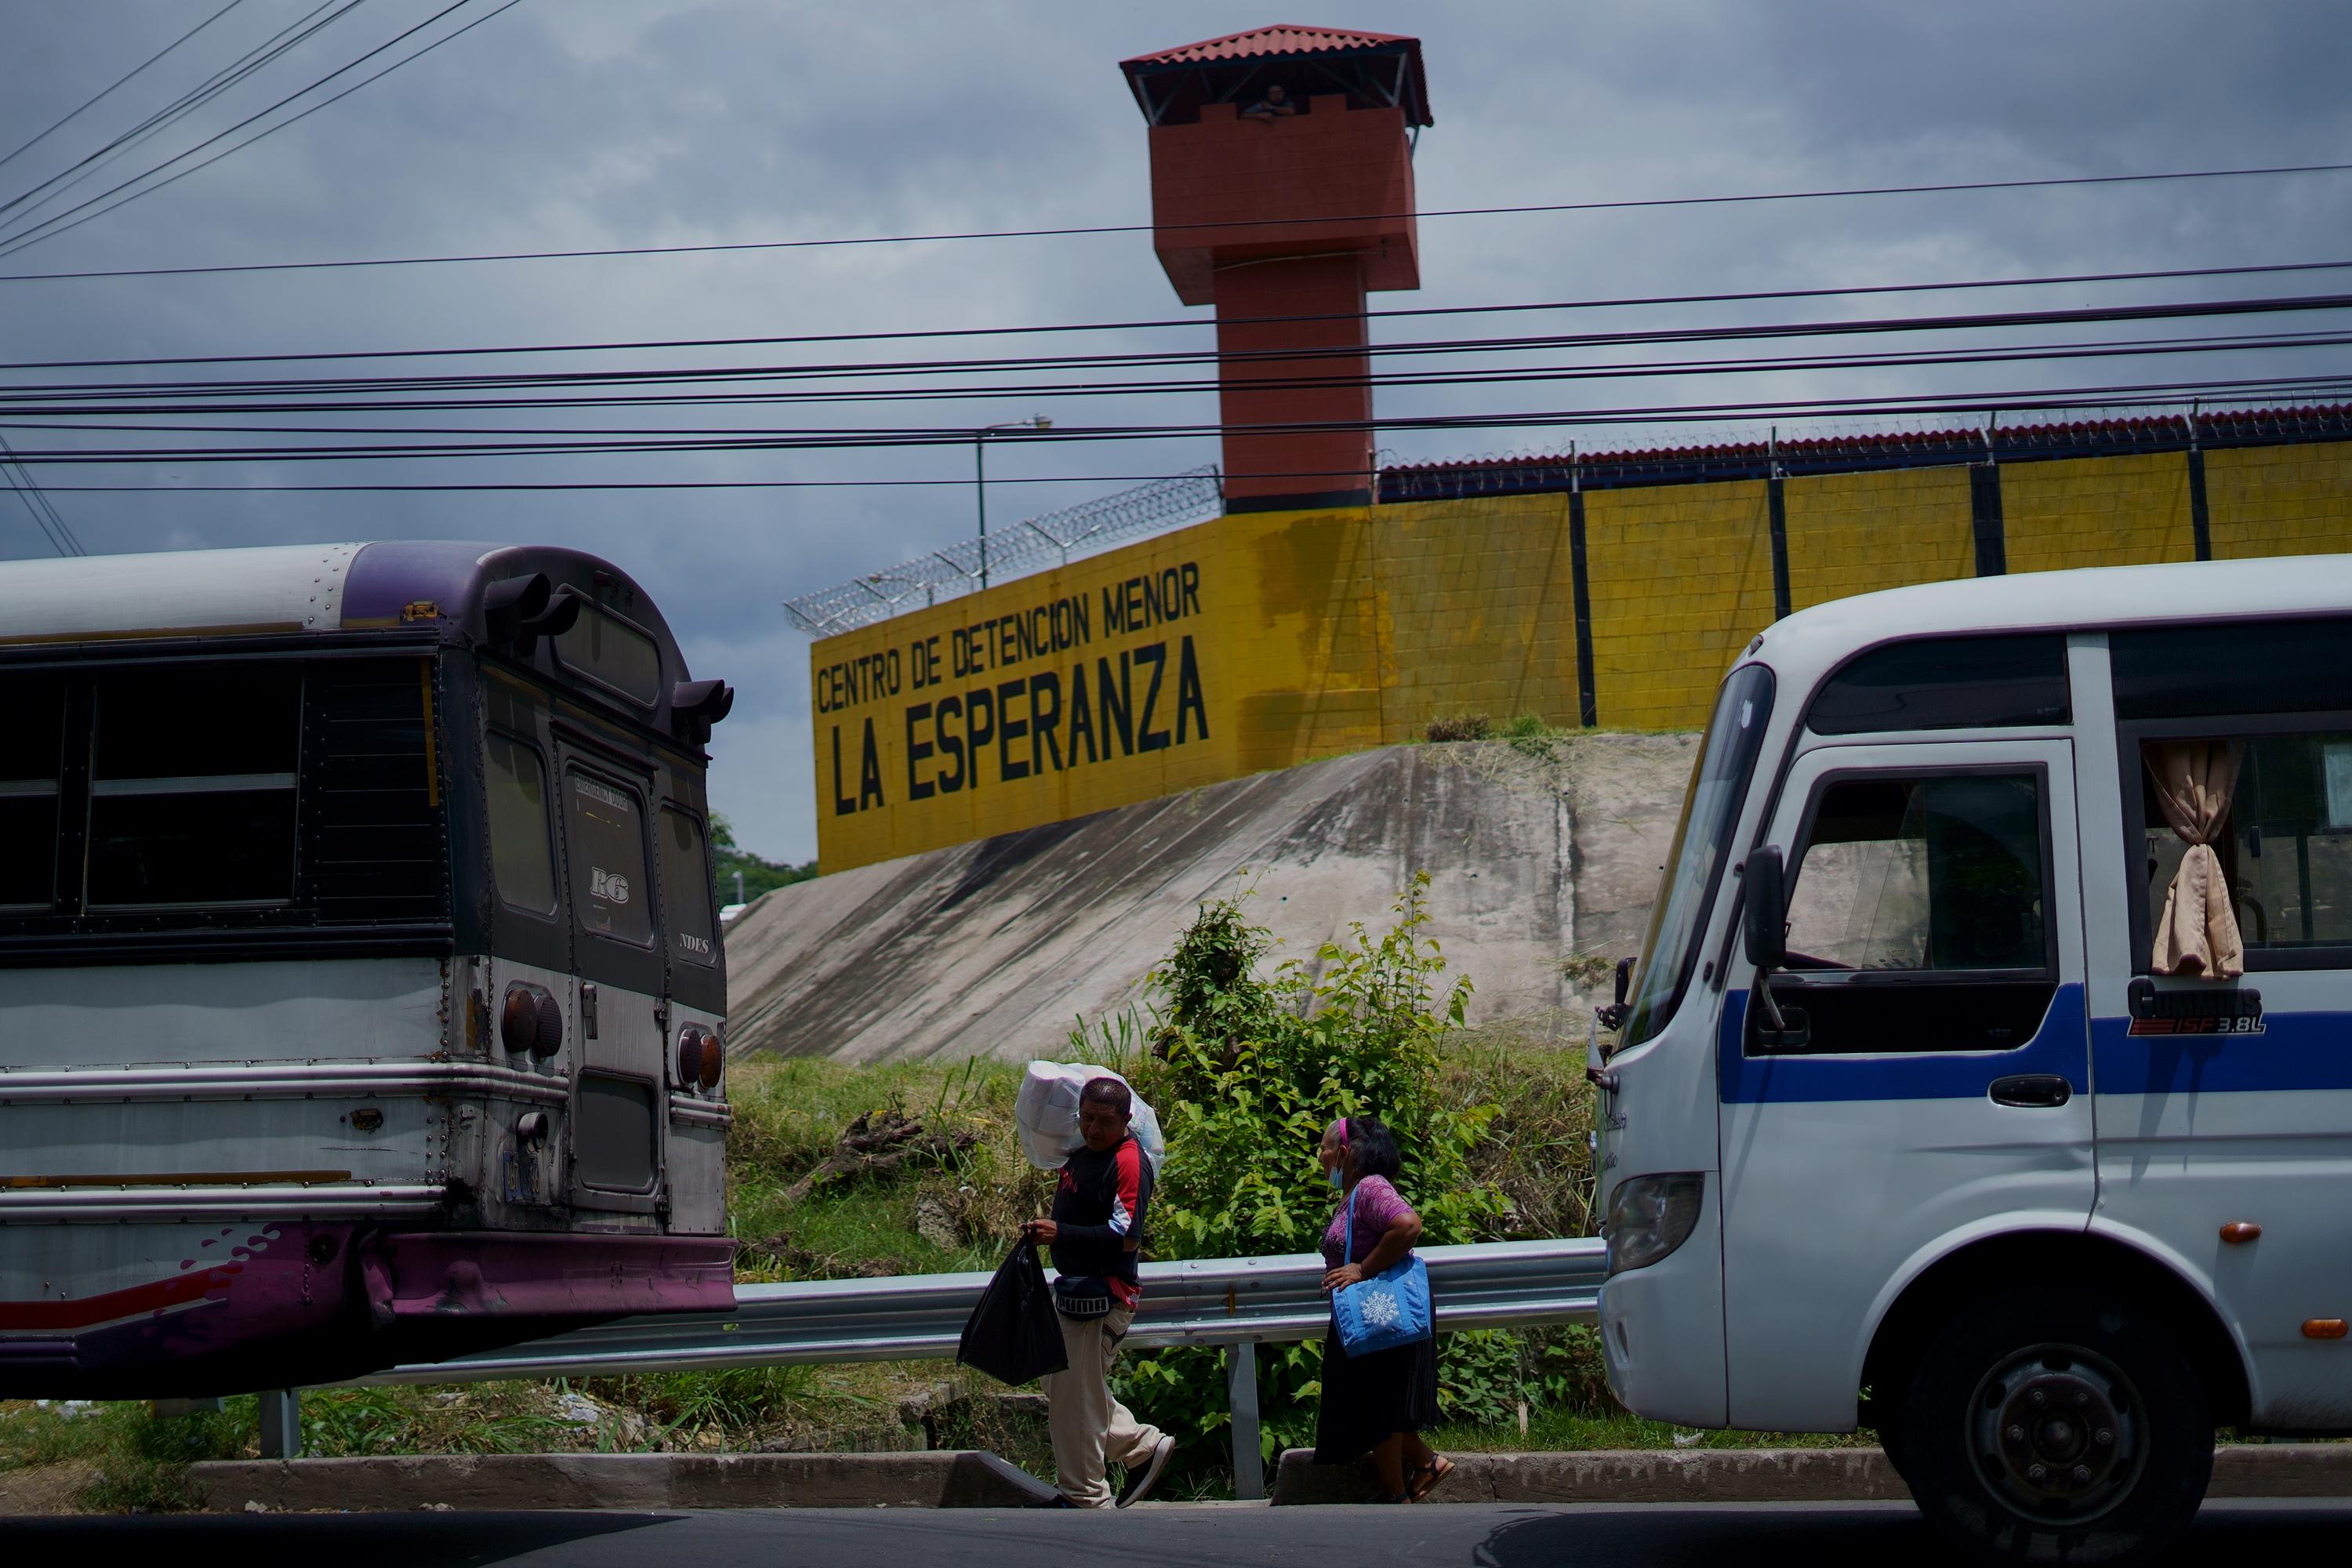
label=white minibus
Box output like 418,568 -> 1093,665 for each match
1595,554 -> 2352,1563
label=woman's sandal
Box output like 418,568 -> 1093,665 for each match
1407,1457 -> 1457,1503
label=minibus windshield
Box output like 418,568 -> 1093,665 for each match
1617,662 -> 1775,1051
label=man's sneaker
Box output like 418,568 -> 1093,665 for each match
1028,1493 -> 1081,1509
1116,1434 -> 1177,1508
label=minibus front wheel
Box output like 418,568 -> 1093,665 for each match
1897,1285 -> 2212,1566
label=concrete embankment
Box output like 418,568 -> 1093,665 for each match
725,735 -> 1697,1063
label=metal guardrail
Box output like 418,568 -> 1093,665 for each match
324,1238 -> 1606,1499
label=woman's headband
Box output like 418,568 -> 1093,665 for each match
1326,1116 -> 1350,1149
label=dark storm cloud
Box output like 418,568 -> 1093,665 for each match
2,1 -> 2347,858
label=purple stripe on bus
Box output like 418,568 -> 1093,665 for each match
340,539 -> 499,627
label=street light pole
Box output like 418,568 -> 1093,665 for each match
974,416 -> 1051,591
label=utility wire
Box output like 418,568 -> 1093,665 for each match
13,256 -> 2352,374
4,159 -> 2350,281
0,430 -> 86,554
0,0 -> 523,261
0,0 -> 252,179
9,326 -> 2348,447
18,325 -> 2344,437
10,375 -> 2348,473
9,291 -> 2347,412
1,3 -> 361,227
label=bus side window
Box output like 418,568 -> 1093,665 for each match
88,664 -> 301,908
2140,732 -> 2352,958
484,731 -> 557,914
1786,773 -> 2048,974
564,768 -> 654,946
1762,770 -> 2056,1057
656,806 -> 717,965
0,672 -> 65,909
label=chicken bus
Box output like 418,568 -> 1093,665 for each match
0,542 -> 737,1397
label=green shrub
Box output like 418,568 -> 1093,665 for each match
1104,874 -> 1508,1472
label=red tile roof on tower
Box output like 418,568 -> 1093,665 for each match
1120,24 -> 1432,127
1120,24 -> 1417,67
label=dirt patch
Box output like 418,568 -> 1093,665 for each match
0,1461 -> 97,1515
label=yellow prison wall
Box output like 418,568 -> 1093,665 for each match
811,437 -> 2352,872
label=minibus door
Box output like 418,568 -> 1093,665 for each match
1719,737 -> 2094,1432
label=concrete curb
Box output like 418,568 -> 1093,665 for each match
1268,1445 -> 2352,1505
181,1443 -> 2352,1513
190,1451 -> 1058,1512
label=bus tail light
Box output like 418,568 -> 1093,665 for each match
532,993 -> 563,1058
500,986 -> 537,1054
699,1027 -> 724,1091
1604,1174 -> 1704,1276
676,1027 -> 706,1090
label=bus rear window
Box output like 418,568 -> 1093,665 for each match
565,768 -> 652,946
0,673 -> 64,909
553,601 -> 661,707
657,806 -> 716,965
88,664 -> 300,908
485,732 -> 556,914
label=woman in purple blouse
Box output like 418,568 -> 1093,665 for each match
1314,1114 -> 1455,1502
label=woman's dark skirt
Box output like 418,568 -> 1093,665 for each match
1312,1323 -> 1440,1463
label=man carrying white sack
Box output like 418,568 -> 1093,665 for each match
1019,1076 -> 1177,1508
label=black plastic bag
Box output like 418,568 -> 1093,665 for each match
956,1238 -> 1069,1386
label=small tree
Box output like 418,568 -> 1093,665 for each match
1109,873 -> 1506,1469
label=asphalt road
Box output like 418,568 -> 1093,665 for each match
10,1501 -> 2351,1566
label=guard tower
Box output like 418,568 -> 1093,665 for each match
1120,26 -> 1432,511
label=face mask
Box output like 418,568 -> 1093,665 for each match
1327,1167 -> 1345,1189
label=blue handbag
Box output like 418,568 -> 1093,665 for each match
1330,1184 -> 1433,1358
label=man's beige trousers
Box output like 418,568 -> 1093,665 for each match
1039,1305 -> 1164,1506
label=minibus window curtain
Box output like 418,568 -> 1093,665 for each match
2146,742 -> 2245,977
1806,634 -> 2069,735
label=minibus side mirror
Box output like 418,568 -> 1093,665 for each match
1742,845 -> 1788,971
1595,956 -> 1635,1033
1741,845 -> 1811,1051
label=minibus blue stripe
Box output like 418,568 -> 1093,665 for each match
2089,1014 -> 2352,1095
1716,984 -> 2089,1104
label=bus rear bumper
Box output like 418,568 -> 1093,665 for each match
0,1224 -> 735,1399
361,1230 -> 737,1320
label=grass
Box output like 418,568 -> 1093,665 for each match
0,1027 -> 1720,1510
1438,1407 -> 1876,1454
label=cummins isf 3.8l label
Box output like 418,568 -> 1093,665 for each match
2126,979 -> 2265,1036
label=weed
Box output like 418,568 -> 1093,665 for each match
1425,714 -> 1494,743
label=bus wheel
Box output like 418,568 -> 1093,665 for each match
1897,1286 -> 2212,1566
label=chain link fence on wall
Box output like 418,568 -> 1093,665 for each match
784,465 -> 1225,637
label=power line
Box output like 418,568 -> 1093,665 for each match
0,0 -> 252,179
0,430 -> 86,555
1,3 -> 363,227
13,376 -> 2349,486
22,322 -> 2341,437
9,326 -> 2348,452
12,256 -> 2352,372
9,291 -> 2347,414
0,0 -> 524,261
5,159 -> 2350,281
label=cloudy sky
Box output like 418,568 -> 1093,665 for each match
4,1 -> 2348,861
